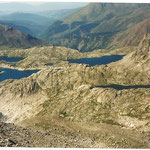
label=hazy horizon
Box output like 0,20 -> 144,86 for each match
0,2 -> 88,13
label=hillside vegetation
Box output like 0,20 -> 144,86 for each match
42,3 -> 150,52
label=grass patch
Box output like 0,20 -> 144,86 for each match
59,111 -> 68,118
102,119 -> 122,126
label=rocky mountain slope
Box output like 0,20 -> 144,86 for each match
1,120 -> 150,148
0,35 -> 149,123
0,34 -> 150,148
42,3 -> 150,52
0,24 -> 49,48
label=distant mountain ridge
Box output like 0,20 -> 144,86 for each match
0,12 -> 55,37
0,24 -> 49,48
0,2 -> 88,13
0,12 -> 50,24
0,9 -> 80,38
42,3 -> 150,52
0,2 -> 88,38
0,20 -> 32,35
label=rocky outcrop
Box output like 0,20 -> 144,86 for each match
0,60 -> 149,128
0,34 -> 150,148
111,33 -> 150,74
0,46 -> 82,69
0,45 -> 135,70
132,33 -> 150,62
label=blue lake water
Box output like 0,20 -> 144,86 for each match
46,63 -> 53,66
0,67 -> 39,82
0,56 -> 23,62
97,84 -> 150,90
68,55 -> 125,66
0,56 -> 39,82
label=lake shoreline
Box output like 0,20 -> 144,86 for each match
68,55 -> 125,66
0,63 -> 46,71
0,54 -> 125,82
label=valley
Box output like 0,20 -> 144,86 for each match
0,2 -> 87,38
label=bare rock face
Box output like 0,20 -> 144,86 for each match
126,33 -> 150,73
134,33 -> 150,60
108,33 -> 150,75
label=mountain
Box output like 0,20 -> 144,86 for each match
38,2 -> 88,10
0,20 -> 32,35
0,9 -> 79,37
123,33 -> 150,70
0,13 -> 55,37
0,13 -> 51,25
36,9 -> 78,19
0,34 -> 150,148
42,3 -> 150,52
0,24 -> 49,48
0,2 -> 88,14
0,2 -> 88,37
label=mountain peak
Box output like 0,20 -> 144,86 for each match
140,33 -> 150,45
